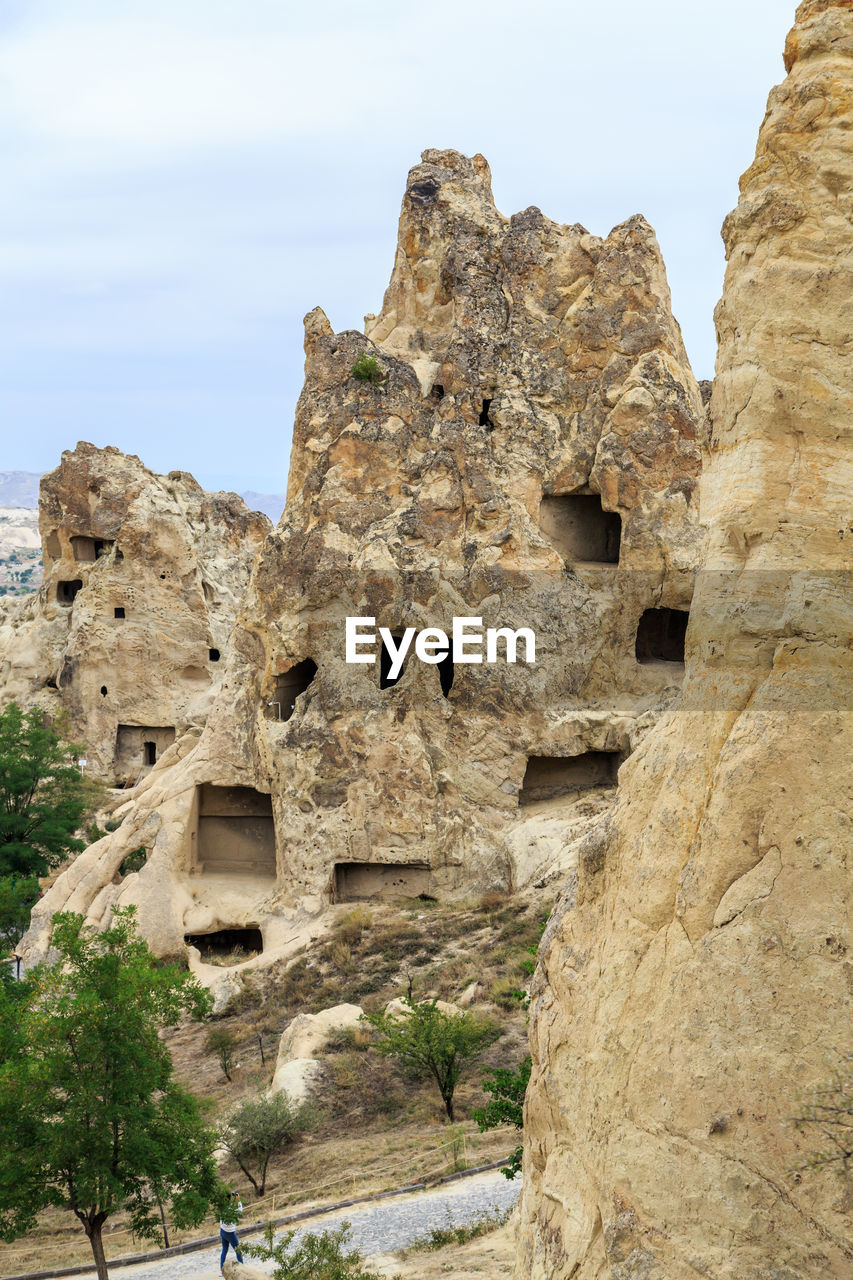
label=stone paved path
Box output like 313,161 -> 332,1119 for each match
72,1170 -> 521,1279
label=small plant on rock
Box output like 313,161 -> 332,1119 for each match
350,352 -> 386,385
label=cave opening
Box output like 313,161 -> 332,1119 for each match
209,648 -> 220,662
635,608 -> 689,664
438,651 -> 454,697
115,725 -> 176,780
538,493 -> 621,564
195,784 -> 276,876
478,397 -> 494,428
519,751 -> 621,806
57,579 -> 83,605
334,862 -> 432,902
273,658 -> 318,720
184,927 -> 263,962
114,606 -> 125,619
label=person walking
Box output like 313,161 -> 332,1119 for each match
219,1191 -> 244,1273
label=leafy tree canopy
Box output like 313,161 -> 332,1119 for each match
0,701 -> 89,878
362,996 -> 499,1122
473,1055 -> 531,1179
0,907 -> 225,1280
220,1090 -> 308,1197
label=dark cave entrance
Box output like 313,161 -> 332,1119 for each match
273,658 -> 318,720
635,608 -> 689,664
519,751 -> 621,806
539,493 -> 621,564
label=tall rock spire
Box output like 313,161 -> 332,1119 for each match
517,3 -> 853,1275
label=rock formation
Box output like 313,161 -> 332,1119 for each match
20,153 -> 704,973
0,442 -> 270,780
517,3 -> 853,1275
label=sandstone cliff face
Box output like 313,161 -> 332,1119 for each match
0,442 -> 270,779
20,153 -> 704,969
517,4 -> 853,1276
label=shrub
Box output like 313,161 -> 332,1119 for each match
362,996 -> 499,1121
350,352 -> 386,385
219,1091 -> 308,1196
119,846 -> 147,876
246,1220 -> 384,1279
473,1055 -> 530,1179
205,1026 -> 237,1081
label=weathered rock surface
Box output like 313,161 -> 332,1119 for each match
517,4 -> 853,1276
21,154 -> 704,968
276,1003 -> 364,1062
0,442 -> 270,780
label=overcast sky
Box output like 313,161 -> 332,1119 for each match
0,0 -> 795,494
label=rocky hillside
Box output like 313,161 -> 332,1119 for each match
21,148 -> 706,981
517,3 -> 853,1275
0,506 -> 41,595
0,443 -> 271,778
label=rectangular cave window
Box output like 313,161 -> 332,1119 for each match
272,658 -> 317,721
184,927 -> 263,963
333,862 -> 432,902
57,579 -> 82,605
519,751 -> 621,806
195,784 -> 276,876
114,606 -> 125,619
539,493 -> 621,564
114,725 -> 176,782
70,536 -> 96,563
635,608 -> 689,664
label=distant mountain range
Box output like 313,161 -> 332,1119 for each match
0,471 -> 41,508
0,471 -> 283,524
239,490 -> 284,524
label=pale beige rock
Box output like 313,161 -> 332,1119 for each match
517,4 -> 853,1276
21,153 -> 706,967
0,442 -> 270,780
223,1260 -> 264,1280
384,996 -> 460,1019
277,1003 -> 364,1061
269,1056 -> 324,1106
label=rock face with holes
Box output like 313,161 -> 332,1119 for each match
516,4 -> 853,1276
0,442 -> 270,780
21,152 -> 704,966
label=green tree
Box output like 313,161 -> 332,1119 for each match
472,1055 -> 531,1179
206,1025 -> 237,1081
247,1220 -> 381,1279
0,875 -> 39,954
219,1091 -> 308,1196
0,906 -> 225,1280
362,997 -> 499,1122
0,701 -> 88,878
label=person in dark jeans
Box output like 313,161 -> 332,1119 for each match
219,1192 -> 244,1272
